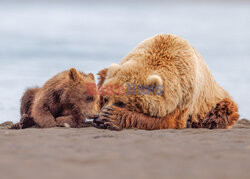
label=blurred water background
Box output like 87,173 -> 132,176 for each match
0,0 -> 249,123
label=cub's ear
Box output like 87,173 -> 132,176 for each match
147,75 -> 163,86
88,73 -> 95,80
97,68 -> 108,87
107,63 -> 121,78
69,68 -> 80,82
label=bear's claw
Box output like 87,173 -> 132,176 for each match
93,106 -> 122,130
104,122 -> 121,131
93,122 -> 107,129
104,107 -> 113,111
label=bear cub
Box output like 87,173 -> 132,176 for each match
11,68 -> 99,129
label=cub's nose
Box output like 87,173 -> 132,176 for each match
93,115 -> 99,120
93,118 -> 107,129
93,117 -> 103,124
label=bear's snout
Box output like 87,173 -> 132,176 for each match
93,117 -> 103,124
93,118 -> 107,129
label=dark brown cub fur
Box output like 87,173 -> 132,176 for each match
11,68 -> 100,129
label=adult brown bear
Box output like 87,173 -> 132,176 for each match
95,34 -> 239,130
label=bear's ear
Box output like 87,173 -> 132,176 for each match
88,73 -> 95,80
147,75 -> 163,86
97,68 -> 108,87
107,63 -> 121,78
69,68 -> 81,82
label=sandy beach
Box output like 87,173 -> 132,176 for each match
0,1 -> 249,179
0,120 -> 249,179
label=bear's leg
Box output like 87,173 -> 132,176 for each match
34,112 -> 57,128
56,115 -> 92,128
10,114 -> 37,129
11,88 -> 40,129
20,88 -> 39,116
98,106 -> 187,130
55,115 -> 78,128
20,114 -> 36,129
192,98 -> 239,129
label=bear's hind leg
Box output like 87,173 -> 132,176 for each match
34,112 -> 57,128
192,98 -> 239,129
20,88 -> 39,116
55,115 -> 78,128
20,114 -> 36,129
10,114 -> 37,129
11,88 -> 40,129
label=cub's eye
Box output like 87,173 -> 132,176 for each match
104,97 -> 109,104
86,96 -> 94,102
114,101 -> 126,108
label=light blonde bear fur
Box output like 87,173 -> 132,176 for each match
97,34 -> 239,130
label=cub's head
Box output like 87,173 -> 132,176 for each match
62,68 -> 100,119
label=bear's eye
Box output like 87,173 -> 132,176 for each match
104,97 -> 109,104
86,96 -> 94,102
114,101 -> 126,108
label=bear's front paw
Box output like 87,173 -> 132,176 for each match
94,106 -> 123,131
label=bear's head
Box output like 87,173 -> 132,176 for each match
98,34 -> 198,118
61,68 -> 100,119
99,62 -> 167,118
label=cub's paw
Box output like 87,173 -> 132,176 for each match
94,106 -> 123,131
20,114 -> 36,129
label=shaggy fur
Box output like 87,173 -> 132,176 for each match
97,68 -> 108,87
11,68 -> 100,129
187,98 -> 239,129
95,34 -> 239,130
97,68 -> 108,109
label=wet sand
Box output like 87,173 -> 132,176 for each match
0,120 -> 249,179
